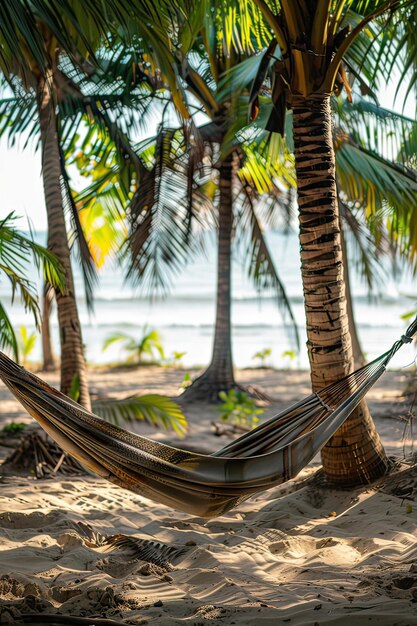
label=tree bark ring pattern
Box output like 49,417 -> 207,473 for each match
292,94 -> 387,484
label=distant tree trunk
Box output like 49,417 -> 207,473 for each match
41,282 -> 56,371
37,72 -> 91,410
340,226 -> 365,368
292,94 -> 387,484
181,154 -> 236,402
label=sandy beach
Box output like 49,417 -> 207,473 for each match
0,366 -> 416,625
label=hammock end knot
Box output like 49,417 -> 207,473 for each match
401,334 -> 413,344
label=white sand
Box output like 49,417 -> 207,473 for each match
0,366 -> 416,625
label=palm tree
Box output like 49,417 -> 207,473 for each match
124,0 -> 417,481
243,0 -> 417,484
38,66 -> 93,406
0,2 -> 104,408
73,1 -> 417,412
73,5 -> 299,402
171,6 -> 300,400
0,1 -> 142,407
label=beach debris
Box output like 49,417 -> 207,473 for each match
1,430 -> 84,478
76,523 -> 189,569
104,534 -> 189,569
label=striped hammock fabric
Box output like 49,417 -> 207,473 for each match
0,318 -> 415,518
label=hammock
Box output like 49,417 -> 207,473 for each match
0,319 -> 415,518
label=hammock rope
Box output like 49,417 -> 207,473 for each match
0,316 -> 415,518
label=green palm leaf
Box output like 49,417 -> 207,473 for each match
340,200 -> 388,292
0,213 -> 65,359
336,141 -> 417,214
0,301 -> 18,360
102,332 -> 135,352
92,394 -> 188,436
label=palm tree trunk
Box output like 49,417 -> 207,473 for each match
292,94 -> 387,484
181,155 -> 236,402
340,226 -> 365,368
41,282 -> 56,371
37,73 -> 91,410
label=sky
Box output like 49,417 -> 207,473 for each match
0,142 -> 46,229
0,78 -> 415,232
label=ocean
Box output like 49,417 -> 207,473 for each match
3,230 -> 417,371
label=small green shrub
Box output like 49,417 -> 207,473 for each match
281,349 -> 297,366
2,421 -> 26,434
103,326 -> 165,364
17,326 -> 37,367
252,348 -> 272,367
171,351 -> 187,366
217,389 -> 264,430
180,372 -> 192,390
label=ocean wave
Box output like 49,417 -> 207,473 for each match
0,291 -> 406,307
52,319 -> 409,331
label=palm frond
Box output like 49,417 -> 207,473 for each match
216,53 -> 267,104
330,91 -> 417,276
9,227 -> 65,293
0,90 -> 39,149
78,202 -> 127,269
336,139 -> 417,216
333,96 -> 417,163
126,129 -> 208,294
105,534 -> 188,569
238,132 -> 296,193
0,1 -> 47,80
367,2 -> 417,105
340,200 -> 389,293
0,213 -> 65,324
92,394 -> 188,436
0,301 -> 18,361
102,332 -> 133,352
0,213 -> 65,359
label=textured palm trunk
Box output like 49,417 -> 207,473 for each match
182,156 -> 236,402
37,74 -> 91,410
340,227 -> 365,368
41,282 -> 56,371
292,94 -> 387,484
